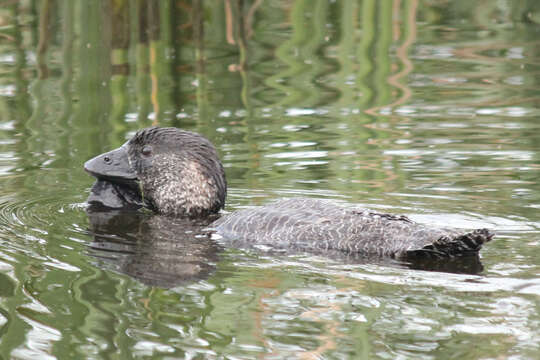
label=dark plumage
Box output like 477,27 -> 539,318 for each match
213,198 -> 493,259
84,126 -> 493,260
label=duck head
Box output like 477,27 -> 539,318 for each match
85,127 -> 227,217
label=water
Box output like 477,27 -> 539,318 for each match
0,1 -> 539,358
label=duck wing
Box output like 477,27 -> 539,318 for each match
212,198 -> 493,258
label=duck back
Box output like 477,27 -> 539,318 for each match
212,198 -> 493,258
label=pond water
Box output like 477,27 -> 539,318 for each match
0,1 -> 539,359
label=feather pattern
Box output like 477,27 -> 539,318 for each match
213,198 -> 493,258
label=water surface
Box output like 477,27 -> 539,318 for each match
0,1 -> 539,359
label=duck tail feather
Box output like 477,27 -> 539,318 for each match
405,228 -> 494,259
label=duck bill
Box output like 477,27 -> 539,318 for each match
84,145 -> 138,187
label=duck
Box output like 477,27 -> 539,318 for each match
84,126 -> 493,260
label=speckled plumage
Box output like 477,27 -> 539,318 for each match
126,127 -> 227,217
213,198 -> 493,258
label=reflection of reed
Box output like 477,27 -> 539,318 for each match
60,0 -> 74,122
366,0 -> 417,115
297,302 -> 340,360
135,0 -> 151,125
267,0 -> 335,108
241,271 -> 375,358
356,0 -> 375,108
387,0 -> 416,107
225,0 -> 262,46
9,2 -> 31,121
147,1 -> 161,125
36,0 -> 53,79
109,0 -> 130,126
411,38 -> 540,110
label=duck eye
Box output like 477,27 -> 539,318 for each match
141,145 -> 153,157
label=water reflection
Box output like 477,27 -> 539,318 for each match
1,0 -> 540,358
87,207 -> 221,288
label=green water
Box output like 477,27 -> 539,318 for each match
0,0 -> 539,358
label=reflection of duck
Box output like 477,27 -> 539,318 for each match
86,203 -> 221,287
84,127 -> 493,262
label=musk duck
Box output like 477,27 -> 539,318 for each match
84,127 -> 493,260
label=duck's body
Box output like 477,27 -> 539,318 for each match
213,197 -> 491,258
85,127 -> 493,260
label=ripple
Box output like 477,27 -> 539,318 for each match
0,185 -> 89,257
0,193 -> 62,231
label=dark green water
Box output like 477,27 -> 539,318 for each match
1,1 -> 539,359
